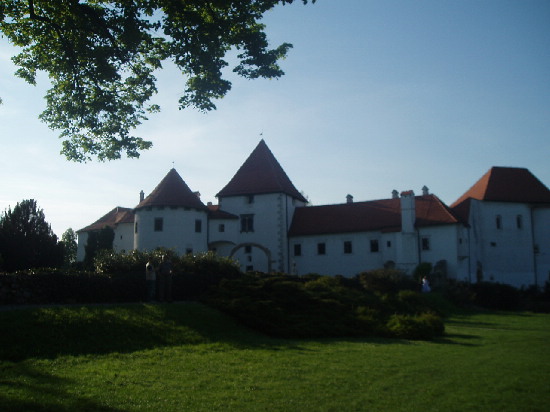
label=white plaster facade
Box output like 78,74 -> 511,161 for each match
77,142 -> 550,288
462,200 -> 550,287
134,206 -> 209,256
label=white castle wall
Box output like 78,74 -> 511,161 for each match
217,193 -> 304,273
134,206 -> 208,255
467,200 -> 539,287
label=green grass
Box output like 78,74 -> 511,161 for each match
0,303 -> 549,411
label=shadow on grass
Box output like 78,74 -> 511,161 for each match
0,363 -> 123,411
0,302 -> 483,362
0,302 -> 309,361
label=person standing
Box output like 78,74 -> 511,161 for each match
421,276 -> 431,293
145,260 -> 157,302
158,255 -> 173,302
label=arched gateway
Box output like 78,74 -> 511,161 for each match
229,243 -> 273,272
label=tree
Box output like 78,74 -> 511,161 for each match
0,199 -> 63,272
83,225 -> 114,268
0,0 -> 315,162
60,228 -> 78,267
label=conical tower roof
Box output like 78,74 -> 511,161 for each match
135,168 -> 207,211
451,166 -> 550,207
217,140 -> 307,202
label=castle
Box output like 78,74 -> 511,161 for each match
77,140 -> 550,288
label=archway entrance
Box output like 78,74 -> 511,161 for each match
229,243 -> 273,272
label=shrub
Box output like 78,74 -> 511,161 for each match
441,280 -> 476,307
385,312 -> 444,340
204,271 -> 445,340
357,268 -> 417,294
472,282 -> 521,310
413,262 -> 433,283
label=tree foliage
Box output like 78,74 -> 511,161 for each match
60,227 -> 78,266
0,199 -> 63,272
83,225 -> 114,268
0,0 -> 314,162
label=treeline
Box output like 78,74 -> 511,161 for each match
0,199 -> 77,272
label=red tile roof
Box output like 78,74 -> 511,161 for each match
451,167 -> 550,208
207,204 -> 238,220
135,168 -> 207,211
216,140 -> 307,202
288,194 -> 460,237
78,207 -> 134,232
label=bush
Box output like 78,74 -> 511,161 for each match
386,312 -> 445,340
0,251 -> 242,305
413,262 -> 433,283
204,271 -> 445,340
472,282 -> 521,310
357,268 -> 418,294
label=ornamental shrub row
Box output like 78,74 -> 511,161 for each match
0,251 -> 241,305
202,269 -> 446,340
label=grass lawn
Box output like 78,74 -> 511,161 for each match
0,302 -> 549,411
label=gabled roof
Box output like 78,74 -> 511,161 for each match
78,207 -> 134,232
288,194 -> 460,237
451,167 -> 550,208
135,168 -> 207,211
216,140 -> 307,202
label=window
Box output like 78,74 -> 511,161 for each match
294,244 -> 302,257
370,239 -> 379,253
240,214 -> 254,232
516,215 -> 523,229
154,217 -> 163,232
344,241 -> 353,254
421,237 -> 430,251
245,245 -> 252,254
317,242 -> 326,255
134,222 -> 138,234
387,240 -> 392,248
218,224 -> 225,233
195,219 -> 202,233
247,195 -> 255,204
186,248 -> 193,255
496,215 -> 502,230
246,265 -> 254,272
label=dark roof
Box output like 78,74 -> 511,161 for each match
217,140 -> 307,202
451,167 -> 550,208
78,207 -> 134,232
288,194 -> 460,237
135,169 -> 207,211
207,204 -> 239,220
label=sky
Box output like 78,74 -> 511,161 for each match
1,0 -> 549,238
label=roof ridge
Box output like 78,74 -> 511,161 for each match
135,168 -> 207,210
216,140 -> 307,202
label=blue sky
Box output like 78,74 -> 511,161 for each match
1,0 -> 549,237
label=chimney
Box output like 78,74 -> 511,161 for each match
194,191 -> 201,199
139,190 -> 144,202
392,189 -> 399,199
400,190 -> 415,233
422,185 -> 429,196
346,194 -> 354,204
